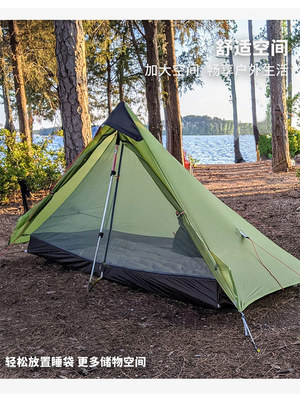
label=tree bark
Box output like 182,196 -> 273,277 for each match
161,74 -> 171,151
8,20 -> 31,145
2,80 -> 15,133
228,49 -> 244,163
0,24 -> 15,133
248,20 -> 260,161
287,20 -> 292,128
54,20 -> 92,167
118,57 -> 124,103
142,20 -> 162,143
163,20 -> 184,164
267,20 -> 291,172
28,101 -> 34,138
161,82 -> 172,153
106,56 -> 112,115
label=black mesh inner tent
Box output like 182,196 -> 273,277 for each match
28,137 -> 224,307
30,140 -> 213,278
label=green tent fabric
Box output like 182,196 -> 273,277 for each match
10,102 -> 300,312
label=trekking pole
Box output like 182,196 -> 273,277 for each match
88,133 -> 120,292
102,142 -> 124,264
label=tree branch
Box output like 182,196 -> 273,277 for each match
133,20 -> 145,38
128,20 -> 145,74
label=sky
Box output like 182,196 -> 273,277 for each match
0,19 -> 299,130
179,20 -> 300,126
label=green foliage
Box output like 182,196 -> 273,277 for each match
288,126 -> 300,157
84,20 -> 146,123
186,153 -> 201,166
174,20 -> 230,93
21,21 -> 59,123
258,134 -> 272,159
258,127 -> 300,159
1,21 -> 59,125
287,92 -> 300,127
0,129 -> 65,203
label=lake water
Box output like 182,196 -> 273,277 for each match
34,134 -> 257,165
168,135 -> 257,164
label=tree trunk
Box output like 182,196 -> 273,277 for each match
163,105 -> 169,148
287,20 -> 292,128
106,56 -> 112,115
2,81 -> 15,133
163,20 -> 184,164
28,101 -> 34,140
161,74 -> 172,151
54,20 -> 92,167
8,20 -> 31,146
248,20 -> 260,161
228,49 -> 244,163
267,20 -> 291,172
118,58 -> 124,103
0,23 -> 15,133
142,20 -> 162,143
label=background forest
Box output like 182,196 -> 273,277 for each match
0,19 -> 300,203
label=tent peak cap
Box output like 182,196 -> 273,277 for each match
102,102 -> 143,142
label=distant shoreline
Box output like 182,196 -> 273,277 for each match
33,131 -> 255,137
162,133 -> 254,136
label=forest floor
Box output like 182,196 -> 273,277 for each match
0,160 -> 299,379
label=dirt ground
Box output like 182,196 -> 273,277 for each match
0,160 -> 299,379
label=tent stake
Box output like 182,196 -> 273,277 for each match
240,312 -> 260,353
88,133 -> 120,292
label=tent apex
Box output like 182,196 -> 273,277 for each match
103,102 -> 143,142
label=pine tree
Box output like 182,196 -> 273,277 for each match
55,20 -> 92,167
163,20 -> 184,164
142,20 -> 162,143
0,22 -> 15,133
228,49 -> 244,163
248,20 -> 260,161
267,20 -> 291,172
287,20 -> 292,128
8,20 -> 31,146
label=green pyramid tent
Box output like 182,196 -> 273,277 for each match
10,102 -> 300,313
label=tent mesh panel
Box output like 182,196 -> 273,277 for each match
33,139 -> 213,278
